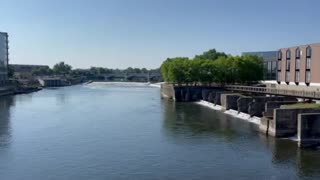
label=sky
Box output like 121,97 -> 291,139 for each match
1,0 -> 320,69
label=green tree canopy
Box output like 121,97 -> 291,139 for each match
32,66 -> 53,76
194,49 -> 227,61
53,62 -> 72,75
160,49 -> 264,85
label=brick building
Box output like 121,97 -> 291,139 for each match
274,43 -> 320,92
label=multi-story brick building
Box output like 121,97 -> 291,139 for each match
275,43 -> 320,91
0,32 -> 9,86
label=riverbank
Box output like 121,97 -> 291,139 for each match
0,85 -> 42,97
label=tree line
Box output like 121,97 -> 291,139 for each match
160,49 -> 264,85
30,62 -> 160,78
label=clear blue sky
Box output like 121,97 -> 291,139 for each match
1,0 -> 320,69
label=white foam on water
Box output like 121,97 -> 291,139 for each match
283,135 -> 298,142
225,109 -> 260,125
149,83 -> 161,88
197,100 -> 261,125
196,100 -> 223,111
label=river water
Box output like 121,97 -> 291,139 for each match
0,83 -> 320,180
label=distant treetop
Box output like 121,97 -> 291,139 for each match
194,49 -> 227,61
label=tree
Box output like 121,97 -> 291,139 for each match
141,68 -> 148,73
160,49 -> 264,86
53,62 -> 72,75
32,66 -> 53,76
194,49 -> 227,61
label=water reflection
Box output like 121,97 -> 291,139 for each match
163,101 -> 320,179
260,135 -> 320,178
0,96 -> 14,147
162,101 -> 257,142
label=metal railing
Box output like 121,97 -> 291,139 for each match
224,85 -> 320,99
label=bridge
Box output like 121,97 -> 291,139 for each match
224,85 -> 320,100
104,72 -> 163,82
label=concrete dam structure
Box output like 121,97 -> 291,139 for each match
161,83 -> 320,148
104,72 -> 163,82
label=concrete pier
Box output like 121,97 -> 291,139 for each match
269,108 -> 320,137
221,94 -> 243,110
263,101 -> 298,118
298,113 -> 320,148
237,97 -> 253,113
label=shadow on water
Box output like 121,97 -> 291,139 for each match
0,96 -> 14,147
162,100 -> 320,179
161,100 -> 257,143
260,135 -> 320,178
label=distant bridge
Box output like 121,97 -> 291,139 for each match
104,72 -> 163,82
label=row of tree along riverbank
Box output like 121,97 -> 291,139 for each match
160,49 -> 264,85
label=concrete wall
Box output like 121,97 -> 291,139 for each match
298,113 -> 320,148
160,83 -> 175,100
221,94 -> 243,110
160,84 -> 224,102
259,117 -> 270,135
270,108 -> 320,137
248,96 -> 297,117
263,101 -> 298,118
237,97 -> 253,113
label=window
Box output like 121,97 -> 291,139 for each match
278,61 -> 282,70
286,49 -> 291,59
278,50 -> 282,60
285,49 -> 291,72
295,71 -> 300,83
306,71 -> 311,83
277,71 -> 281,81
264,62 -> 268,80
305,46 -> 312,84
306,58 -> 311,69
295,59 -> 301,70
267,62 -> 272,72
307,46 -> 312,57
286,60 -> 291,70
271,61 -> 277,80
272,61 -> 277,72
286,71 -> 290,82
296,48 -> 301,59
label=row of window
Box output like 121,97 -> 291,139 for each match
264,61 -> 277,80
278,71 -> 311,83
278,46 -> 312,60
277,46 -> 312,85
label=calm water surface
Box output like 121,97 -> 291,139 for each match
0,84 -> 320,180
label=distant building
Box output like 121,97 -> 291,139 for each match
242,51 -> 277,81
38,77 -> 67,87
10,64 -> 49,79
276,43 -> 320,89
0,32 -> 9,86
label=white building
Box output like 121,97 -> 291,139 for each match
0,32 -> 9,86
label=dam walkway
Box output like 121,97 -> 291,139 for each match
224,85 -> 320,100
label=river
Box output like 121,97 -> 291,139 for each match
0,83 -> 320,180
